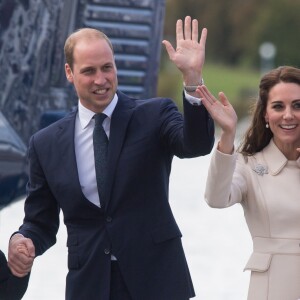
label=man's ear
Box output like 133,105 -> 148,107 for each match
65,63 -> 73,83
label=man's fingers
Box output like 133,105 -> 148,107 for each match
199,28 -> 207,49
161,40 -> 175,59
191,19 -> 199,41
24,238 -> 36,257
8,253 -> 33,277
184,16 -> 192,40
176,19 -> 184,41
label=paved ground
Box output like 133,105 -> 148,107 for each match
0,152 -> 252,299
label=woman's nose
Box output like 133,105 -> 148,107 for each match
283,107 -> 294,120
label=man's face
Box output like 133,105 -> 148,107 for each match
65,38 -> 118,113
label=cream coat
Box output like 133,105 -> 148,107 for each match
205,139 -> 300,300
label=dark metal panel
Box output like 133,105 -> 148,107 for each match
79,0 -> 166,98
88,0 -> 157,9
0,0 -> 166,207
85,5 -> 154,24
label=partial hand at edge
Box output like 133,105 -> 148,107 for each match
8,234 -> 35,277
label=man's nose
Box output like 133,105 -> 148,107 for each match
94,71 -> 106,85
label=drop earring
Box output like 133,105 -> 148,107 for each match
266,123 -> 269,128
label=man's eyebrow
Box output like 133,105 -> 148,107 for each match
80,66 -> 94,72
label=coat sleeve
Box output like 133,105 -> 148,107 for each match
18,134 -> 59,256
159,95 -> 215,158
182,95 -> 215,156
204,148 -> 247,208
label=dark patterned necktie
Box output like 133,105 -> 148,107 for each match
93,113 -> 108,207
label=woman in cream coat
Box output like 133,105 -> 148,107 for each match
197,66 -> 300,300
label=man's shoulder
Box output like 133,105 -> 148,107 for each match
117,90 -> 175,110
33,108 -> 77,140
134,97 -> 174,108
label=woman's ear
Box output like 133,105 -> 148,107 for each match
264,112 -> 269,123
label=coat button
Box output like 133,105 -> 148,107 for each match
106,216 -> 112,222
104,248 -> 110,255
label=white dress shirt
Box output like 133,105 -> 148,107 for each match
74,94 -> 118,207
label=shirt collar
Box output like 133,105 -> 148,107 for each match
77,94 -> 118,129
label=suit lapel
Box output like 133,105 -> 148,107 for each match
104,91 -> 135,209
55,108 -> 83,197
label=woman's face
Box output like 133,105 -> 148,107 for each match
265,82 -> 300,158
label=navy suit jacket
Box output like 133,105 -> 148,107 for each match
19,91 -> 214,300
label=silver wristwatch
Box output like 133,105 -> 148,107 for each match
183,78 -> 204,92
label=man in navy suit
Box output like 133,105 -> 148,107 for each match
8,16 -> 214,300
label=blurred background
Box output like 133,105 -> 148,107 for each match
159,0 -> 300,118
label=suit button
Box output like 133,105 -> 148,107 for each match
106,216 -> 112,222
104,248 -> 110,255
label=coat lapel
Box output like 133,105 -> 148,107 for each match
55,108 -> 83,197
104,91 -> 135,209
262,139 -> 288,175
